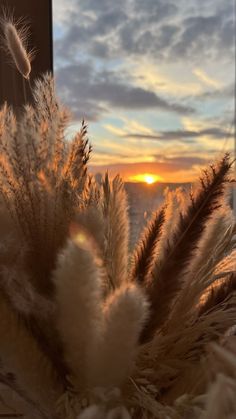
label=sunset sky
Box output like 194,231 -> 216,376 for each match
53,0 -> 234,183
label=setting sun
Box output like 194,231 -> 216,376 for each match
144,175 -> 156,184
128,173 -> 164,184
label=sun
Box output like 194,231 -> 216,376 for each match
144,174 -> 156,184
128,173 -> 163,184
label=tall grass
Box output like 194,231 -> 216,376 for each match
0,16 -> 235,419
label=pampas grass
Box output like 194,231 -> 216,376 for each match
0,11 -> 35,80
88,284 -> 149,389
0,75 -> 236,419
140,155 -> 233,343
2,21 -> 32,79
53,234 -> 104,389
131,205 -> 166,283
0,28 -> 235,417
102,174 -> 129,290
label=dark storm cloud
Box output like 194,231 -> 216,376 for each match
124,127 -> 228,141
55,64 -> 194,121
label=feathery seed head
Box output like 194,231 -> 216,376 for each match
1,18 -> 33,79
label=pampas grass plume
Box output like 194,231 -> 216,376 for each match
2,20 -> 32,79
53,233 -> 103,388
88,284 -> 149,388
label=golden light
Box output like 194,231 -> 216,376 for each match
128,173 -> 163,184
145,175 -> 156,184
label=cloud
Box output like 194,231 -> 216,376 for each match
171,12 -> 234,62
154,155 -> 208,166
196,83 -> 234,100
123,127 -> 228,141
54,0 -> 234,64
89,155 -> 209,182
55,64 -> 195,120
53,0 -> 234,126
193,69 -> 221,89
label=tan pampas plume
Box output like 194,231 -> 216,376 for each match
143,293 -> 236,404
0,74 -> 91,295
130,205 -> 166,284
53,232 -> 104,389
167,206 -> 235,327
198,272 -> 236,316
155,187 -> 187,264
0,13 -> 33,79
214,248 -> 236,277
102,174 -> 129,290
140,154 -> 232,343
88,284 -> 149,389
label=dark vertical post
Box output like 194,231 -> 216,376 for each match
0,0 -> 53,109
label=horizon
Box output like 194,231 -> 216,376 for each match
53,0 -> 234,183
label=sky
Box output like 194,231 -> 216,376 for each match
52,0 -> 235,183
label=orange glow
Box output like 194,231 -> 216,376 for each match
128,173 -> 163,184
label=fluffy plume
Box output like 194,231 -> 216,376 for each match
155,187 -> 188,264
1,17 -> 33,79
130,206 -> 166,283
0,74 -> 91,294
198,272 -> 236,316
167,206 -> 235,326
88,284 -> 149,388
53,233 -> 103,388
141,155 -> 232,343
102,174 -> 129,290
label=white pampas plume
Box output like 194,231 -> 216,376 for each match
53,231 -> 104,388
88,284 -> 149,388
1,17 -> 33,79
